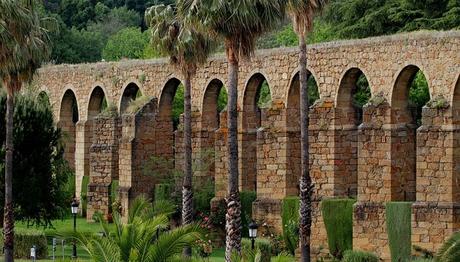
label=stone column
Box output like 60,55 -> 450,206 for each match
412,103 -> 460,252
75,121 -> 90,200
353,97 -> 392,260
86,116 -> 120,221
211,110 -> 228,214
119,98 -> 158,219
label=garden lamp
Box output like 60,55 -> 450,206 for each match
71,198 -> 79,259
248,221 -> 259,250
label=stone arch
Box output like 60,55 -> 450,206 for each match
334,68 -> 371,197
390,65 -> 430,201
59,89 -> 79,170
88,86 -> 107,119
285,70 -> 320,196
239,73 -> 272,192
242,73 -> 272,130
453,76 -> 460,202
453,76 -> 460,124
201,78 -> 226,130
156,78 -> 182,164
119,82 -> 142,114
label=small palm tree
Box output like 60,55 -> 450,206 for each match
178,1 -> 286,260
286,1 -> 327,261
68,197 -> 205,262
145,4 -> 215,257
436,232 -> 460,262
0,1 -> 53,261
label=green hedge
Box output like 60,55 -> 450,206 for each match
342,250 -> 379,262
241,191 -> 257,237
154,183 -> 172,201
242,238 -> 271,262
0,228 -> 48,259
80,175 -> 90,216
386,202 -> 412,262
282,196 -> 300,255
321,198 -> 356,259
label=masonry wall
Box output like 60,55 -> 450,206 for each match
36,31 -> 460,260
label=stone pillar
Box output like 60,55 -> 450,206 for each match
412,104 -> 460,252
253,102 -> 286,233
87,116 -> 120,220
119,98 -> 158,219
75,121 -> 90,200
211,110 -> 228,211
353,98 -> 392,260
309,99 -> 335,257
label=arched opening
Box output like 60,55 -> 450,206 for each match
156,78 -> 182,163
240,73 -> 272,192
120,83 -> 141,114
335,68 -> 371,197
88,86 -> 107,119
59,89 -> 79,170
391,65 -> 430,201
202,79 -> 227,130
286,72 -> 320,196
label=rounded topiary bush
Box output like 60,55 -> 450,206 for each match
342,250 -> 379,262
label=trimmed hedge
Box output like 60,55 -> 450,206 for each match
321,198 -> 356,259
80,175 -> 90,216
241,191 -> 257,237
342,250 -> 379,262
282,196 -> 300,255
0,228 -> 47,259
242,238 -> 271,262
154,183 -> 172,201
386,202 -> 412,262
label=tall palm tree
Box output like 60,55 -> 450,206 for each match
179,1 -> 286,260
286,1 -> 327,261
0,1 -> 52,261
145,4 -> 215,257
68,197 -> 205,262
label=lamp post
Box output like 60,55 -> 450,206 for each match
71,198 -> 79,259
248,221 -> 259,250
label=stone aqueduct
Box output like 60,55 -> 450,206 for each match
36,31 -> 459,259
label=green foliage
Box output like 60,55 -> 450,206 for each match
409,71 -> 430,126
321,198 -> 356,259
242,238 -> 272,262
193,179 -> 215,217
436,231 -> 460,262
154,183 -> 172,201
0,228 -> 48,259
110,180 -> 119,204
282,196 -> 300,255
258,81 -> 272,108
172,84 -> 185,129
99,103 -> 119,117
217,87 -> 228,112
308,74 -> 321,105
102,27 -> 149,61
342,250 -> 379,262
241,191 -> 257,238
64,196 -> 205,262
80,175 -> 90,217
386,202 -> 412,262
0,92 -> 73,226
125,95 -> 153,114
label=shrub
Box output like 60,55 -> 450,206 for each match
80,175 -> 90,216
436,231 -> 460,262
282,196 -> 300,255
321,198 -> 356,259
110,180 -> 119,204
242,238 -> 272,262
342,250 -> 379,262
0,228 -> 47,259
193,179 -> 214,217
386,202 -> 412,262
241,191 -> 257,237
154,183 -> 172,201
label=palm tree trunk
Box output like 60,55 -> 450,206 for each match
299,34 -> 312,262
3,77 -> 18,262
225,42 -> 242,262
182,71 -> 193,257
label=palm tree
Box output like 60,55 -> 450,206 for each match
0,1 -> 52,261
68,197 -> 204,262
285,1 -> 327,261
145,4 -> 215,257
179,0 -> 286,260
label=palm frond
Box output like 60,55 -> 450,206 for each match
436,232 -> 460,262
287,0 -> 328,35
